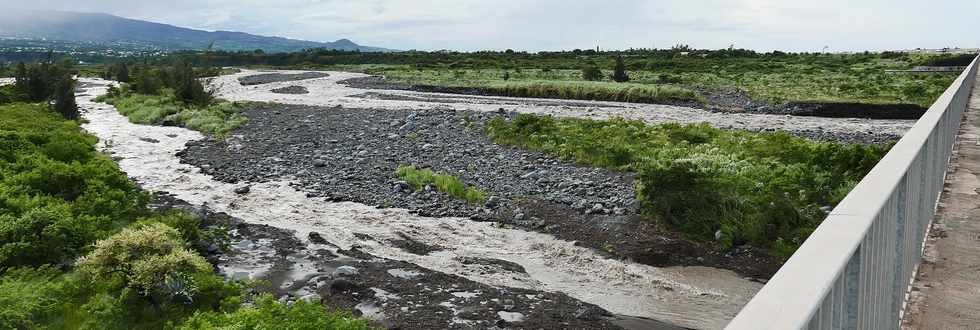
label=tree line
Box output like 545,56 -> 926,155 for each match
0,60 -> 78,120
102,60 -> 214,106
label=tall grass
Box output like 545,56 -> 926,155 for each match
395,165 -> 487,204
485,80 -> 701,104
486,113 -> 888,257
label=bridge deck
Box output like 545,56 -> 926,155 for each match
903,69 -> 980,329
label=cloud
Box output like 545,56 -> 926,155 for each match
2,0 -> 978,51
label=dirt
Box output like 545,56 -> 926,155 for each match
341,76 -> 927,120
178,102 -> 781,280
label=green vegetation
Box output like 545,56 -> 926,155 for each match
395,165 -> 487,204
486,113 -> 887,257
97,60 -> 251,138
98,87 -> 248,137
173,48 -> 969,108
3,60 -> 79,119
0,102 -> 368,329
179,295 -> 367,330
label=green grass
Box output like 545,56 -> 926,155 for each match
97,88 -> 248,138
485,113 -> 888,257
395,165 -> 487,204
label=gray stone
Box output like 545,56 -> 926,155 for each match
233,185 -> 251,195
393,181 -> 413,193
485,196 -> 501,208
333,265 -> 359,277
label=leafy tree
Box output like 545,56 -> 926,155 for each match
612,56 -> 629,82
51,76 -> 78,120
116,63 -> 131,83
172,60 -> 213,105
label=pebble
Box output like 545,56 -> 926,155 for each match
233,185 -> 251,194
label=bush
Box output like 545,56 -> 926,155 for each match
581,62 -> 603,81
0,103 -> 147,268
76,223 -> 212,304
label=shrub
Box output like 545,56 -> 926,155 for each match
0,103 -> 147,268
77,222 -> 213,306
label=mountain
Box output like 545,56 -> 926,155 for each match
0,9 -> 391,53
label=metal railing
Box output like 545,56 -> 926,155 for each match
726,54 -> 980,330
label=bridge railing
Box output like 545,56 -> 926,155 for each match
726,54 -> 980,330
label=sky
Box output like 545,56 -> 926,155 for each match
3,0 -> 978,52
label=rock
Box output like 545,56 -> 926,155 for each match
497,311 -> 525,323
513,213 -> 525,221
587,203 -> 606,215
329,278 -> 360,293
139,137 -> 160,143
393,181 -> 413,193
299,294 -> 321,303
308,231 -> 328,244
333,266 -> 359,277
398,121 -> 416,133
312,159 -> 327,167
485,196 -> 501,208
233,185 -> 251,195
574,306 -> 611,321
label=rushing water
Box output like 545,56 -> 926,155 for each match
78,78 -> 761,329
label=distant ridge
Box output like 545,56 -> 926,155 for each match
0,9 -> 392,53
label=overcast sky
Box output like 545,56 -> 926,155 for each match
3,0 -> 978,52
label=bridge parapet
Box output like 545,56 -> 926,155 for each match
726,55 -> 980,330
